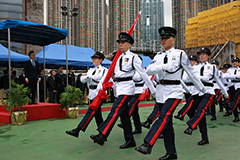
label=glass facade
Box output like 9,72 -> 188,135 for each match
140,0 -> 164,52
0,0 -> 24,53
0,0 -> 24,22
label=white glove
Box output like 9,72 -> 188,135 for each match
224,94 -> 229,99
87,75 -> 93,79
97,83 -> 103,90
151,92 -> 156,99
162,64 -> 173,71
200,87 -> 206,93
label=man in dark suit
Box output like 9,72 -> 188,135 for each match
48,70 -> 57,103
24,51 -> 40,105
55,66 -> 66,103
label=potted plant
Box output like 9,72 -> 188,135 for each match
60,85 -> 83,118
3,81 -> 31,125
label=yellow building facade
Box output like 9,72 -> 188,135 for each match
186,1 -> 240,56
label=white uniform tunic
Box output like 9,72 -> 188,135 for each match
133,72 -> 145,94
81,65 -> 107,100
223,67 -> 240,90
219,71 -> 229,91
182,70 -> 196,94
114,50 -> 155,97
195,62 -> 228,97
146,47 -> 205,103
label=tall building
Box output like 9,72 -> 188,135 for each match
0,0 -> 25,53
72,0 -> 107,52
48,0 -> 72,45
140,0 -> 164,52
172,0 -> 235,49
108,0 -> 141,53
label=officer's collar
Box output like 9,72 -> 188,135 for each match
164,47 -> 175,54
200,62 -> 208,65
122,50 -> 130,55
94,65 -> 101,69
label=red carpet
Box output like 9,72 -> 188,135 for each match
0,101 -> 186,123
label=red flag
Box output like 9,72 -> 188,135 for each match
138,75 -> 155,101
90,11 -> 142,110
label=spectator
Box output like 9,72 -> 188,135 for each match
24,51 -> 40,105
48,70 -> 57,103
68,67 -> 75,87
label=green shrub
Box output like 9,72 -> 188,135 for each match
3,81 -> 31,111
60,85 -> 83,109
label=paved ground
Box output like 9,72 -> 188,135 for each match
1,101 -> 240,160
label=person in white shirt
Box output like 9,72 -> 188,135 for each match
65,52 -> 108,138
90,32 -> 156,149
222,57 -> 240,122
135,27 -> 205,160
184,47 -> 228,146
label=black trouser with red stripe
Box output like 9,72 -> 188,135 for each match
98,95 -> 134,142
178,95 -> 195,118
230,88 -> 240,118
187,94 -> 214,141
144,99 -> 181,154
128,94 -> 141,131
145,103 -> 161,123
76,100 -> 103,132
210,89 -> 222,117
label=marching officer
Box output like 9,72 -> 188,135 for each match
221,64 -> 232,116
117,70 -> 145,134
65,52 -> 108,137
135,27 -> 205,160
209,60 -> 221,120
55,66 -> 66,103
174,54 -> 198,121
184,47 -> 228,146
223,57 -> 240,122
90,32 -> 156,149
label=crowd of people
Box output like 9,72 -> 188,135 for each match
0,51 -> 89,104
64,27 -> 239,160
1,26 -> 239,160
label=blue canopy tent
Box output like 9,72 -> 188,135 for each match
0,19 -> 68,101
36,44 -> 112,69
0,43 -> 29,67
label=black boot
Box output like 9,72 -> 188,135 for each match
184,127 -> 193,135
233,117 -> 240,122
65,129 -> 79,138
210,116 -> 217,121
90,133 -> 107,146
174,114 -> 184,121
223,110 -> 232,116
141,119 -> 152,129
117,123 -> 123,129
135,142 -> 152,154
198,139 -> 209,145
159,153 -> 178,160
